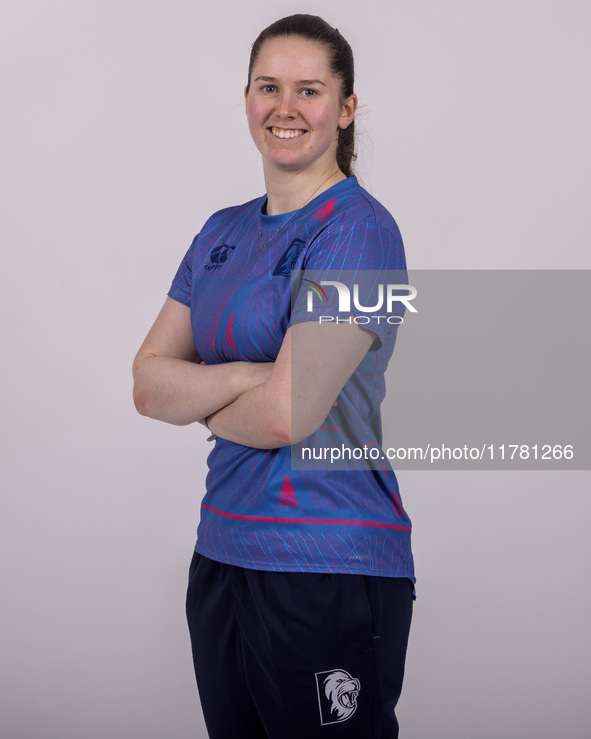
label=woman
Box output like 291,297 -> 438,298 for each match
133,14 -> 414,738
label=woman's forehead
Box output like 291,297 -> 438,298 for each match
252,36 -> 333,77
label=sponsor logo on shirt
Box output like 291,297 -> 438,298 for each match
204,243 -> 236,271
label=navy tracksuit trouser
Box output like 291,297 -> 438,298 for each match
186,553 -> 413,738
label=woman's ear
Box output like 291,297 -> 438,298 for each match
338,93 -> 358,129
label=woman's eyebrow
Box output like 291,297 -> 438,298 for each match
253,75 -> 327,87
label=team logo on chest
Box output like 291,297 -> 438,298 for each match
315,668 -> 361,725
272,237 -> 306,276
204,243 -> 236,271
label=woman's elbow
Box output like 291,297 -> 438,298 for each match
288,399 -> 332,445
132,383 -> 150,416
132,356 -> 153,417
260,392 -> 295,446
278,412 -> 327,446
265,403 -> 292,446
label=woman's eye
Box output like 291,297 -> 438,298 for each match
302,89 -> 318,97
262,85 -> 277,93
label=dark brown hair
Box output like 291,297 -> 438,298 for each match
246,14 -> 356,176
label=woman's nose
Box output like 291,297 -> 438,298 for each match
276,91 -> 297,118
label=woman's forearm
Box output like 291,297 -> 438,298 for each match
206,334 -> 292,448
206,378 -> 291,448
132,355 -> 273,426
206,321 -> 376,449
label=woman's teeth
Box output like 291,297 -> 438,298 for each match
271,128 -> 305,139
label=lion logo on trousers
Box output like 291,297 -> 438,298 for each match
315,668 -> 361,725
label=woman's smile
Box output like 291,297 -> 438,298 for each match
269,127 -> 307,139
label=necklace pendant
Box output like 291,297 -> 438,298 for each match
256,168 -> 340,257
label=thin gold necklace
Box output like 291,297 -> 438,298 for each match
258,169 -> 341,251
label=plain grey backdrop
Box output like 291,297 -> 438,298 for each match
1,1 -> 590,737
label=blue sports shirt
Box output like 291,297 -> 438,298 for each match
168,176 -> 415,581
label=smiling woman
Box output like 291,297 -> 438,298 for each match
132,13 -> 414,739
244,35 -> 357,193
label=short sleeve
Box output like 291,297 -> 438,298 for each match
290,220 -> 408,351
167,236 -> 197,306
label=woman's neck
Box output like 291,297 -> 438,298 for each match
263,164 -> 346,216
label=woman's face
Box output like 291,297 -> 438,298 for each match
245,36 -> 356,176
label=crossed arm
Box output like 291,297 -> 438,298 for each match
132,296 -> 375,448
